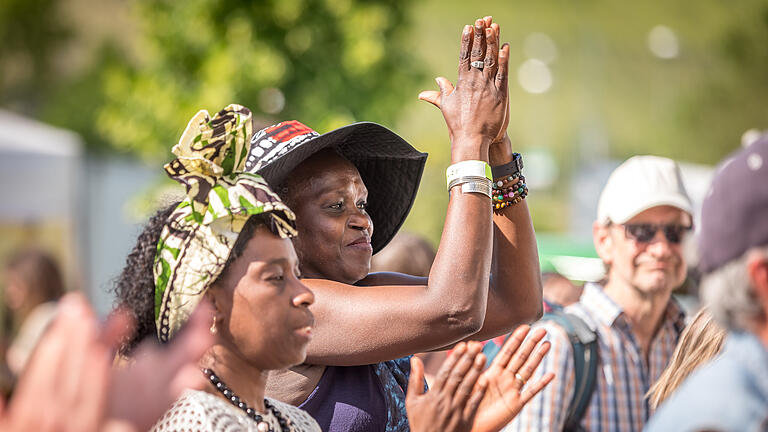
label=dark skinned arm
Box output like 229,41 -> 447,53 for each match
387,18 -> 543,349
464,18 -> 543,341
361,140 -> 543,350
300,20 -> 507,366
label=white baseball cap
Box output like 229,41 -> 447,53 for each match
597,155 -> 693,225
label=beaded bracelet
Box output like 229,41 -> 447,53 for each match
492,173 -> 528,211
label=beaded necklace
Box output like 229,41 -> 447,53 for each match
203,368 -> 290,432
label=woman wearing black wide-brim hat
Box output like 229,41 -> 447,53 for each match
249,18 -> 543,432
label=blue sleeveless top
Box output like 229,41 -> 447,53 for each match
298,357 -> 416,431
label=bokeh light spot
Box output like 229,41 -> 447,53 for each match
648,25 -> 680,59
517,59 -> 553,94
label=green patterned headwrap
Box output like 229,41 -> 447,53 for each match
154,104 -> 297,342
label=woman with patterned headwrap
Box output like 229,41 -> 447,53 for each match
114,105 -> 320,432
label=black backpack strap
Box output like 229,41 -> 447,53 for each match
541,311 -> 599,432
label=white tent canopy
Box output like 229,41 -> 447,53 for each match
0,109 -> 82,221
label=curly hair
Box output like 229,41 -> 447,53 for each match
113,202 -> 271,355
112,202 -> 177,354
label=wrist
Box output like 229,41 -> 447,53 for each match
489,134 -> 514,166
451,148 -> 489,163
450,135 -> 491,163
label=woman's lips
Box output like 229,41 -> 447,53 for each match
295,326 -> 313,340
346,237 -> 372,252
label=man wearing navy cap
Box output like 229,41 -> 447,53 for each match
647,136 -> 768,431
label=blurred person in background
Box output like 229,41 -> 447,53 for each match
541,271 -> 582,309
370,232 -> 436,277
3,249 -> 64,376
647,135 -> 768,431
646,307 -> 725,411
507,155 -> 692,431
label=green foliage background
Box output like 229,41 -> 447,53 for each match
1,0 -> 768,242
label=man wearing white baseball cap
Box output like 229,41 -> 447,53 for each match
506,156 -> 691,432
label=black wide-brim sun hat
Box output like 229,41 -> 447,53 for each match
244,120 -> 428,254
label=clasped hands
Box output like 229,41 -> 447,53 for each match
419,16 -> 512,162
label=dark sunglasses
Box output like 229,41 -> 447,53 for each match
621,223 -> 693,244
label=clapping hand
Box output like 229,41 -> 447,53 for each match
406,342 -> 488,432
471,325 -> 555,432
419,18 -> 510,161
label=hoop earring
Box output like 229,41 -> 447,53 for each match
210,316 -> 217,335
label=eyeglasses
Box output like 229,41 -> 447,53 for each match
621,223 -> 693,244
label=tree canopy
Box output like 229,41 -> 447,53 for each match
95,0 -> 422,160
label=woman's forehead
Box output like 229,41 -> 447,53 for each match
241,227 -> 299,264
289,153 -> 367,195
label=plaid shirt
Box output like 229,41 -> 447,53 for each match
504,283 -> 686,432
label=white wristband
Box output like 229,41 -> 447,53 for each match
446,160 -> 492,190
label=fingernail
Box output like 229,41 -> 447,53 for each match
475,19 -> 483,28
486,28 -> 492,37
463,25 -> 471,34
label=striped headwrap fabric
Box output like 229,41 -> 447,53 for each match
154,104 -> 297,342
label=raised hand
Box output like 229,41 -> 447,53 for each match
478,16 -> 514,167
482,17 -> 511,146
419,18 -> 511,161
471,325 -> 555,432
406,342 -> 488,432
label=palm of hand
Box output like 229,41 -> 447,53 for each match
476,364 -> 525,421
470,326 -> 554,432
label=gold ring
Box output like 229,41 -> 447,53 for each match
515,372 -> 527,386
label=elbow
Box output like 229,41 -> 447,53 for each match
529,299 -> 544,322
526,278 -> 545,322
443,305 -> 486,339
516,280 -> 545,324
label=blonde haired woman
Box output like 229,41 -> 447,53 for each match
647,307 -> 726,410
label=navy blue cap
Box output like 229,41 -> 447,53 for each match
698,135 -> 768,273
